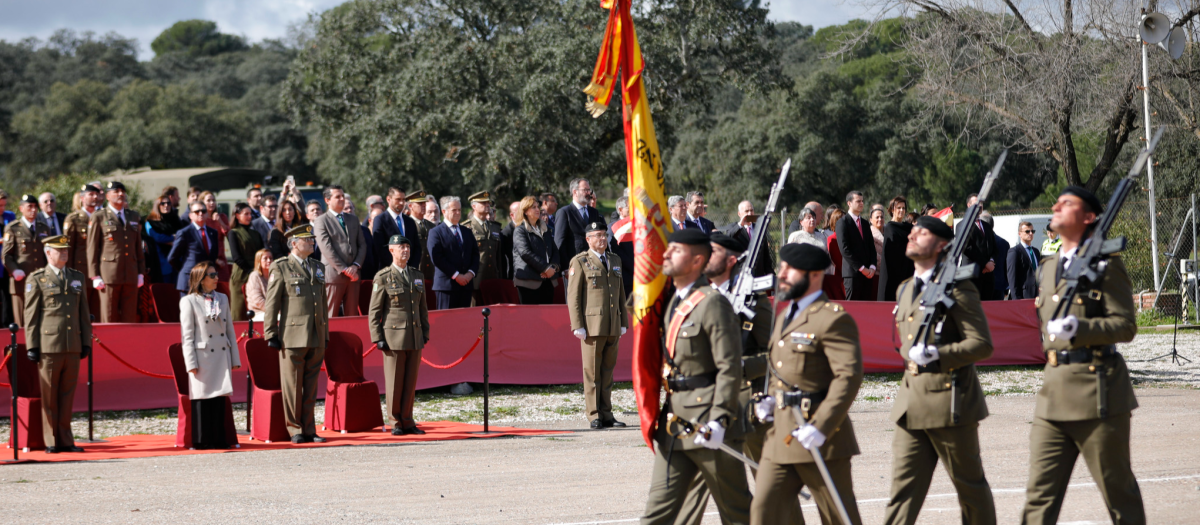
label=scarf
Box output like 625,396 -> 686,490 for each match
202,292 -> 221,320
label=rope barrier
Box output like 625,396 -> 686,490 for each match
421,332 -> 483,370
92,336 -> 175,379
0,350 -> 11,388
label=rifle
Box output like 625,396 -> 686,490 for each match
729,159 -> 790,324
1050,126 -> 1163,417
911,150 -> 1007,424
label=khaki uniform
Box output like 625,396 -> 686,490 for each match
263,254 -> 329,437
417,218 -> 437,288
3,219 -> 51,326
63,210 -> 100,316
883,278 -> 995,525
1022,254 -> 1143,525
641,277 -> 750,525
23,265 -> 91,448
751,294 -> 863,525
86,207 -> 146,323
467,215 -> 503,303
368,264 -> 430,429
566,250 -> 627,422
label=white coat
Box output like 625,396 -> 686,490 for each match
179,292 -> 242,400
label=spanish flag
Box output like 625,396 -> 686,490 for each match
584,0 -> 670,451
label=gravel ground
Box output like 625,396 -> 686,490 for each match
2,330 -> 1197,441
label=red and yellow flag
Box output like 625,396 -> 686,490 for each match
585,0 -> 671,450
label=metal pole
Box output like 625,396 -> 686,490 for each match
1142,36 -> 1162,292
8,323 -> 19,461
245,314 -> 254,434
481,308 -> 491,433
1193,193 -> 1198,324
87,343 -> 93,441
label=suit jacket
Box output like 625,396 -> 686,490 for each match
22,266 -> 90,353
685,216 -> 715,234
179,292 -> 241,399
992,233 -> 1011,299
427,222 -> 480,292
1007,243 -> 1041,299
87,207 -> 147,285
371,210 -> 422,271
891,278 -> 992,429
554,203 -> 605,264
500,221 -> 516,279
168,224 -> 221,291
37,211 -> 67,236
263,255 -> 329,349
835,213 -> 876,276
955,218 -> 996,277
250,217 -> 272,247
358,223 -> 378,280
368,264 -> 430,351
312,209 -> 368,285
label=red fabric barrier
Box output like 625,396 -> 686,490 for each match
0,300 -> 1044,416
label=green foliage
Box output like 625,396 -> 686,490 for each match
17,171 -> 150,215
150,20 -> 247,58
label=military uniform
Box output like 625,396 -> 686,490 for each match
466,191 -> 503,304
1022,251 -> 1143,524
86,194 -> 146,323
751,292 -> 864,525
883,276 -> 996,525
263,225 -> 330,441
63,204 -> 101,316
565,244 -> 627,426
641,275 -> 750,525
23,235 -> 91,451
368,254 -> 430,433
413,200 -> 437,290
3,210 -> 51,326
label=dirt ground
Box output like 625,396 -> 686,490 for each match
2,388 -> 1198,524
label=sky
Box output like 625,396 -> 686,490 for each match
0,0 -> 867,59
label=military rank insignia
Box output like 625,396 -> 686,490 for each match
790,332 -> 815,345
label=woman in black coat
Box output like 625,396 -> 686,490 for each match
511,196 -> 560,305
878,195 -> 915,301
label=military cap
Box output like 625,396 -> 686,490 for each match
407,190 -> 426,201
1060,185 -> 1103,214
105,181 -> 127,192
779,243 -> 831,271
19,194 -> 37,205
710,231 -> 747,253
285,224 -> 315,239
585,221 -> 606,234
668,228 -> 709,246
80,183 -> 102,194
468,191 -> 493,204
43,235 -> 69,249
388,234 -> 411,246
914,215 -> 954,240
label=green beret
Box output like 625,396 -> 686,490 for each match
388,234 -> 411,246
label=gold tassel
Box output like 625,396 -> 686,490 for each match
586,98 -> 609,118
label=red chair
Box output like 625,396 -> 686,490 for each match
358,279 -> 373,315
323,332 -> 382,433
6,344 -> 45,451
167,343 -> 238,448
552,278 -> 566,304
216,281 -> 230,299
480,279 -> 520,305
150,283 -> 181,323
243,339 -> 290,442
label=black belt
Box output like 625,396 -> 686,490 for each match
667,371 -> 717,392
1050,345 -> 1117,366
778,389 -> 826,408
907,360 -> 941,374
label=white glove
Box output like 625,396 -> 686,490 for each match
137,274 -> 144,287
791,423 -> 826,449
620,327 -> 627,336
12,270 -> 25,281
754,396 -> 776,422
573,328 -> 587,340
1047,315 -> 1078,340
908,343 -> 939,366
93,277 -> 106,290
693,421 -> 725,450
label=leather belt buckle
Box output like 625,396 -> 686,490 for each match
1047,350 -> 1058,367
800,397 -> 812,420
662,363 -> 673,394
1088,289 -> 1102,301
907,360 -> 919,376
742,321 -> 753,331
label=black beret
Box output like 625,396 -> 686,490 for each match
668,228 -> 709,246
779,243 -> 831,271
709,231 -> 746,253
915,216 -> 954,241
105,181 -> 127,192
80,184 -> 102,194
585,221 -> 606,234
19,194 -> 37,205
1060,185 -> 1103,214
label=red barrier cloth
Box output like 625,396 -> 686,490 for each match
0,301 -> 1045,416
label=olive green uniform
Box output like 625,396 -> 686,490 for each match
1022,253 -> 1143,525
641,276 -> 750,525
3,218 -> 51,326
86,207 -> 146,323
368,264 -> 430,429
467,215 -> 503,304
23,265 -> 91,448
63,209 -> 100,315
883,278 -> 996,525
263,254 -> 329,438
751,294 -> 863,525
566,250 -> 628,423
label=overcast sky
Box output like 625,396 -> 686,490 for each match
0,0 -> 867,59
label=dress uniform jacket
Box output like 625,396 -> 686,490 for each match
417,218 -> 437,284
566,250 -> 628,337
179,292 -> 241,399
263,255 -> 329,349
3,219 -> 50,293
24,266 -> 91,353
368,265 -> 430,350
765,295 -> 863,463
467,216 -> 503,286
63,210 -> 92,273
86,206 -> 146,285
891,278 -> 992,429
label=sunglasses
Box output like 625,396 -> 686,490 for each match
1022,230 -> 1035,234
205,272 -> 218,279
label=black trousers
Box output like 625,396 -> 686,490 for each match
844,271 -> 873,301
191,397 -> 231,450
436,287 -> 473,310
517,280 -> 554,305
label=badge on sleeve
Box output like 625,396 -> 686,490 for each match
25,283 -> 32,293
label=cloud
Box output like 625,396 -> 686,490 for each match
766,0 -> 874,28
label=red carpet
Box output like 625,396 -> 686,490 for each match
1,421 -> 567,464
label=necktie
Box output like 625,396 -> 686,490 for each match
118,211 -> 126,227
599,254 -> 607,270
1027,247 -> 1037,270
337,213 -> 347,234
913,278 -> 924,298
977,220 -> 984,232
200,227 -> 210,252
454,225 -> 462,245
855,217 -> 862,238
1058,257 -> 1070,281
786,301 -> 800,326
580,206 -> 589,223
396,214 -> 405,236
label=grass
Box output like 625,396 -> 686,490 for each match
1137,305 -> 1197,327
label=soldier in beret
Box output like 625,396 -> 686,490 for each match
368,235 -> 431,435
86,181 -> 146,323
751,243 -> 863,525
466,191 -> 504,305
23,235 -> 91,453
566,221 -> 627,429
883,216 -> 996,525
3,194 -> 52,326
64,184 -> 103,314
1022,186 -> 1144,524
263,224 -> 330,444
406,192 -> 438,290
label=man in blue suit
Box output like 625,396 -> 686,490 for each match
427,196 -> 479,310
167,204 -> 220,294
554,178 -> 606,265
684,191 -> 715,234
372,187 -> 423,271
1006,220 -> 1042,299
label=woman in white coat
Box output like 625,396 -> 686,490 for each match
179,261 -> 242,449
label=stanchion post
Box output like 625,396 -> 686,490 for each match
482,308 -> 490,434
80,315 -> 104,443
244,312 -> 254,435
6,323 -> 19,462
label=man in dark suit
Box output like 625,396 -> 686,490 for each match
835,190 -> 877,300
1006,220 -> 1041,299
37,192 -> 68,236
667,195 -> 688,232
501,200 -> 520,280
428,196 -> 480,309
167,204 -> 220,293
372,187 -> 423,271
955,193 -> 997,300
540,193 -> 558,236
607,195 -> 635,295
553,178 -> 606,265
684,191 -> 716,234
988,215 -> 1011,300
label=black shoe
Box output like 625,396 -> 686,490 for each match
44,446 -> 59,454
391,427 -> 406,436
604,419 -> 627,428
310,435 -> 327,443
290,434 -> 310,444
590,419 -> 603,429
63,446 -> 85,452
403,426 -> 426,435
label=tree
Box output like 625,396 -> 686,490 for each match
151,20 -> 247,58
